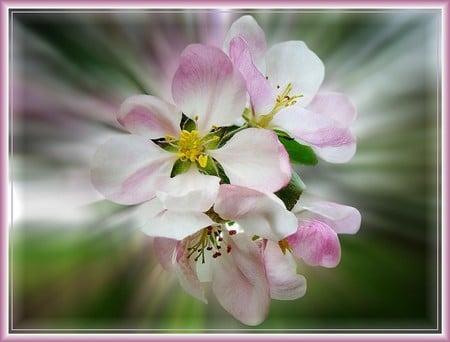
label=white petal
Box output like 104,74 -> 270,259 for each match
117,95 -> 181,139
293,192 -> 361,234
91,135 -> 175,205
214,185 -> 298,241
264,240 -> 307,300
156,167 -> 220,212
223,15 -> 267,71
141,205 -> 213,240
209,128 -> 291,193
266,41 -> 324,107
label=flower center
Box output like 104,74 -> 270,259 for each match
245,82 -> 303,128
187,225 -> 236,263
177,130 -> 205,164
165,129 -> 219,168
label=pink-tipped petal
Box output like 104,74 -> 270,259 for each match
229,37 -> 276,115
264,240 -> 307,300
172,44 -> 246,134
174,240 -> 207,303
307,92 -> 357,126
287,219 -> 341,268
117,95 -> 182,139
209,128 -> 291,192
156,167 -> 220,212
212,233 -> 270,326
266,41 -> 324,107
91,135 -> 175,205
293,192 -> 361,234
214,185 -> 298,241
271,106 -> 356,163
153,237 -> 178,271
223,15 -> 267,71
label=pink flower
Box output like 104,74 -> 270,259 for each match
91,44 -> 291,240
224,15 -> 357,163
281,192 -> 362,268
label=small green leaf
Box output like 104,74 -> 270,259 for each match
180,113 -> 196,132
279,136 -> 318,165
170,159 -> 191,177
198,156 -> 230,184
275,171 -> 306,211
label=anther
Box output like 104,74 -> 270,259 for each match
227,245 -> 232,253
229,230 -> 237,235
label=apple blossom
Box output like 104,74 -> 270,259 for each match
91,44 -> 291,240
224,15 -> 357,163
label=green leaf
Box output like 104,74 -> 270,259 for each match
197,157 -> 230,184
180,113 -> 197,132
278,136 -> 318,165
275,171 -> 306,211
170,159 -> 191,177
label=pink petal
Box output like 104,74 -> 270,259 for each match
223,15 -> 267,71
293,192 -> 361,234
266,41 -> 324,107
271,106 -> 356,163
209,128 -> 291,192
229,36 -> 276,115
91,135 -> 175,205
171,44 -> 246,134
211,233 -> 270,326
153,237 -> 178,271
174,239 -> 207,303
263,240 -> 307,300
307,92 -> 357,126
156,167 -> 220,212
214,185 -> 298,241
287,219 -> 341,268
117,95 -> 181,139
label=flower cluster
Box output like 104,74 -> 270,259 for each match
91,15 -> 361,325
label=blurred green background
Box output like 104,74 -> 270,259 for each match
11,10 -> 440,332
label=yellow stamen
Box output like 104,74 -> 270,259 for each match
278,239 -> 292,255
198,154 -> 208,168
177,130 -> 204,163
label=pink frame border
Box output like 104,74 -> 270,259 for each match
1,1 -> 448,341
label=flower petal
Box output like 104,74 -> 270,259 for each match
211,233 -> 270,326
172,44 -> 246,133
156,167 -> 220,212
141,201 -> 214,240
293,192 -> 361,234
209,128 -> 291,192
229,37 -> 276,115
307,92 -> 357,126
153,237 -> 178,271
174,239 -> 207,304
263,240 -> 307,300
91,135 -> 175,205
117,95 -> 181,139
271,106 -> 356,163
266,41 -> 324,107
214,185 -> 298,240
287,219 -> 341,268
223,15 -> 267,71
